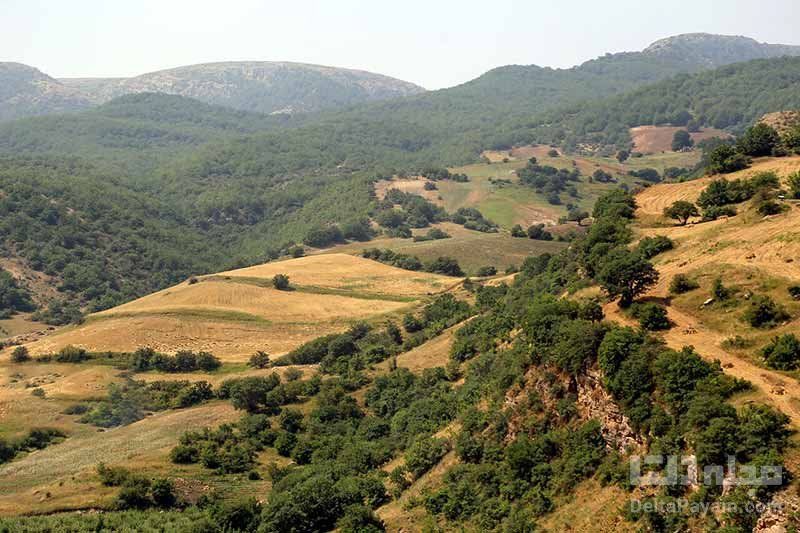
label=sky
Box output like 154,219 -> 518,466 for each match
2,0 -> 799,90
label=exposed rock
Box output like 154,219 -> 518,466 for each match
576,368 -> 645,453
754,491 -> 800,533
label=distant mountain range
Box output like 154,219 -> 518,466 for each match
1,33 -> 799,123
0,61 -> 425,121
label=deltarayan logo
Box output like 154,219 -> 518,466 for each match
629,455 -> 783,487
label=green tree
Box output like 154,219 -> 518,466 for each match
615,150 -> 629,163
272,274 -> 290,290
10,346 -> 30,363
596,249 -> 659,307
669,274 -> 699,294
743,295 -> 789,328
663,200 -> 699,225
671,130 -> 694,151
737,123 -> 780,157
787,171 -> 800,199
228,375 -> 281,413
510,224 -> 526,238
707,145 -> 750,174
762,334 -> 800,370
248,351 -> 271,369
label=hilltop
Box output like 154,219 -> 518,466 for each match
19,254 -> 457,360
0,63 -> 93,121
59,61 -> 425,114
0,61 -> 424,122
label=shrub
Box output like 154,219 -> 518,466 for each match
743,295 -> 789,328
284,368 -> 303,381
669,274 -> 699,294
762,335 -> 800,370
788,285 -> 800,300
721,335 -> 754,350
404,436 -> 449,479
170,444 -> 199,464
10,346 -> 30,363
631,303 -> 671,331
527,224 -> 553,241
510,224 -> 526,238
273,432 -> 297,457
425,257 -> 464,277
248,351 -> 271,369
475,266 -> 497,277
97,463 -> 133,487
637,235 -> 673,259
54,345 -> 89,363
712,278 -> 732,301
272,274 -> 290,290
702,205 -> 737,221
195,351 -> 221,371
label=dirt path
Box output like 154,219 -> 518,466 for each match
604,303 -> 800,427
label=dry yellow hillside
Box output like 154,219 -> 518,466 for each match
215,253 -> 455,297
20,254 -> 457,361
636,156 -> 800,292
622,156 -> 800,426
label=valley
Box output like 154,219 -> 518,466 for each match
2,27 -> 800,533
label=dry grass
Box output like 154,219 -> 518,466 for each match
0,361 -> 124,439
375,322 -> 461,374
537,479 -> 636,532
17,254 -> 443,361
601,157 -> 800,430
216,253 -> 453,297
100,279 -> 411,323
315,223 -> 565,275
636,157 -> 800,292
0,402 -> 238,515
375,176 -> 444,205
629,125 -> 729,153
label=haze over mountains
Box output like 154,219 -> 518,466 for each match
0,61 -> 425,121
2,33 -> 799,123
4,20 -> 800,530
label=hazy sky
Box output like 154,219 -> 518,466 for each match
3,0 -> 799,89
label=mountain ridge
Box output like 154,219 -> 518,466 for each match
58,60 -> 426,114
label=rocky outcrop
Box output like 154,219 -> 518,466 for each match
576,367 -> 644,453
504,364 -> 643,453
754,491 -> 800,533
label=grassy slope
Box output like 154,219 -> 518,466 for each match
615,156 -> 800,427
13,254 -> 450,361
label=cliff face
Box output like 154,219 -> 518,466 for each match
504,364 -> 643,453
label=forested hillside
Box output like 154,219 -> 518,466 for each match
528,57 -> 800,153
1,38 -> 799,314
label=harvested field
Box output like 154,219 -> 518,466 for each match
16,253 -> 442,360
0,402 -> 238,515
216,253 -> 453,297
630,125 -> 729,153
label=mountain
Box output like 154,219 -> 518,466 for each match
0,63 -> 93,121
59,61 -> 426,115
639,33 -> 800,67
1,36 -> 800,311
525,56 -> 800,152
0,61 -> 425,122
